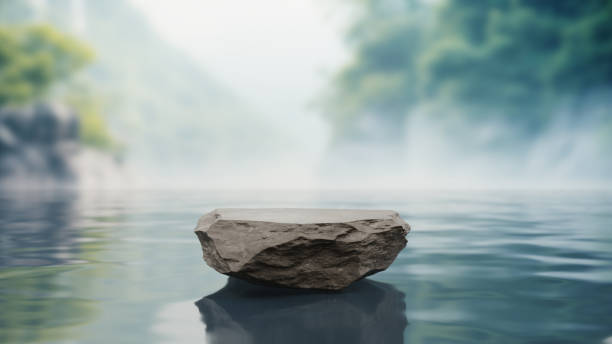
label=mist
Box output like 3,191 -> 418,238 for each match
1,0 -> 611,190
114,1 -> 612,190
101,100 -> 612,190
3,3 -> 612,342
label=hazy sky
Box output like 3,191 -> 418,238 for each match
128,0 -> 353,187
131,0 -> 348,126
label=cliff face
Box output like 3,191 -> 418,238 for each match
0,103 -> 119,188
1,1 -> 284,174
0,103 -> 79,185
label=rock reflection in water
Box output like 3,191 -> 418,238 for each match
195,277 -> 407,344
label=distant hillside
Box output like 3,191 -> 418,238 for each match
0,0 -> 279,176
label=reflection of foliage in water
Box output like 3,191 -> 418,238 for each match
0,192 -> 111,343
0,266 -> 97,343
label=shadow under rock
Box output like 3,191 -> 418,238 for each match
195,277 -> 407,344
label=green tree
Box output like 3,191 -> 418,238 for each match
0,24 -> 93,106
0,24 -> 118,152
324,0 -> 428,140
326,0 -> 612,140
64,84 -> 122,153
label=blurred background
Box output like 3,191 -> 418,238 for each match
1,0 -> 611,190
3,2 -> 612,343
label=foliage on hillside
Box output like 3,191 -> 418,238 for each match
0,0 -> 275,168
326,0 -> 612,139
0,25 -> 92,106
64,85 -> 122,153
0,24 -> 116,151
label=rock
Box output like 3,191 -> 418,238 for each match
195,277 -> 407,344
0,102 -> 122,188
194,208 -> 410,290
0,103 -> 78,184
0,124 -> 17,151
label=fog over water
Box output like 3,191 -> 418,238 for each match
119,0 -> 611,190
5,0 -> 609,190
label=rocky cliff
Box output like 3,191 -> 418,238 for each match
0,103 -> 121,188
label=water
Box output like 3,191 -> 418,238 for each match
1,190 -> 611,343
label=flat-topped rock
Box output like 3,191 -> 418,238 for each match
194,208 -> 410,290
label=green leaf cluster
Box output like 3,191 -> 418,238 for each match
0,24 -> 119,152
327,0 -> 612,137
0,24 -> 93,106
64,87 -> 123,153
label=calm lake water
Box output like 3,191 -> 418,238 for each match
1,190 -> 611,343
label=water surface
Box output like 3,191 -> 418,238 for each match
1,190 -> 611,343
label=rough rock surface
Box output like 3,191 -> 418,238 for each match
0,103 -> 79,185
0,102 -> 124,188
194,208 -> 410,290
